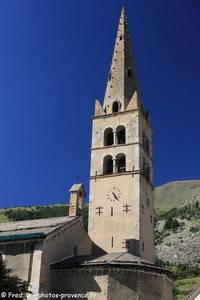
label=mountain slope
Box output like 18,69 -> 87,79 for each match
154,180 -> 200,212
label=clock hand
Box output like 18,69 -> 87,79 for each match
112,192 -> 119,200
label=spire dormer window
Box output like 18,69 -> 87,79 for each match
112,101 -> 120,113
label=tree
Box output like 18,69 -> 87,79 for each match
0,257 -> 30,298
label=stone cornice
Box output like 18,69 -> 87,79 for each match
92,109 -> 152,128
91,142 -> 153,161
92,109 -> 140,120
51,264 -> 173,280
90,170 -> 154,189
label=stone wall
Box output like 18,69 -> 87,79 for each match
0,240 -> 43,297
51,266 -> 173,300
40,218 -> 93,294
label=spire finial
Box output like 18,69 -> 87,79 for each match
121,4 -> 125,14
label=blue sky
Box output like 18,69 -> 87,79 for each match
0,0 -> 200,208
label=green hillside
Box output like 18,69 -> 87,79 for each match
0,205 -> 69,223
154,180 -> 200,212
0,204 -> 89,230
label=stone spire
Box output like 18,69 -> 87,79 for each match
103,6 -> 141,114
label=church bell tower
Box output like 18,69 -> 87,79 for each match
88,7 -> 154,263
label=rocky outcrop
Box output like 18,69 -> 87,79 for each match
155,219 -> 200,264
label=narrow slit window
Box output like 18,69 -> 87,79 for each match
111,207 -> 113,216
111,237 -> 114,248
127,67 -> 132,78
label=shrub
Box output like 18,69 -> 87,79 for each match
190,226 -> 199,233
164,217 -> 179,231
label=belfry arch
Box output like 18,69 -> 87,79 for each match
104,128 -> 114,146
116,153 -> 126,173
103,155 -> 113,174
116,125 -> 126,144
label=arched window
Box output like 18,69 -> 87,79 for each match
116,125 -> 126,144
112,101 -> 119,113
104,128 -> 113,146
103,155 -> 113,174
116,153 -> 126,173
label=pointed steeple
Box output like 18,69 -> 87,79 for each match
103,7 -> 141,113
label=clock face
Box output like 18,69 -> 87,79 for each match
106,187 -> 122,202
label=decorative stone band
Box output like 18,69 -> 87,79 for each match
92,109 -> 151,126
91,142 -> 153,161
51,264 -> 173,281
90,170 -> 154,189
92,108 -> 140,119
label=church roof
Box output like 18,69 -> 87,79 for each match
51,252 -> 172,278
51,252 -> 152,269
0,216 -> 77,242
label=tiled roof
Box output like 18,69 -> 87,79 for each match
52,252 -> 154,268
0,216 -> 77,242
51,252 -> 173,278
